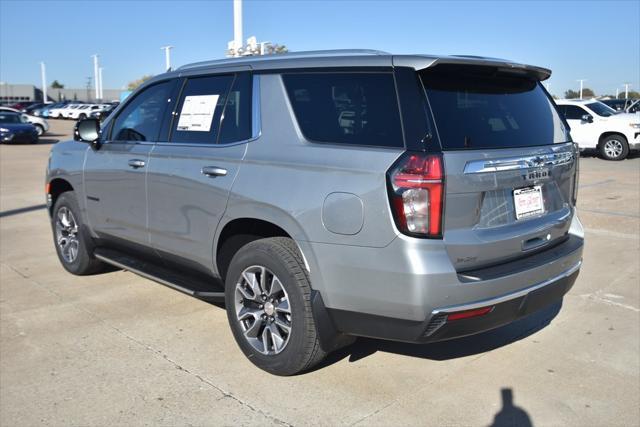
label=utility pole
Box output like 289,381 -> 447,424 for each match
616,88 -> 619,99
233,0 -> 243,57
623,82 -> 631,99
577,79 -> 587,99
86,77 -> 92,102
161,46 -> 173,71
91,54 -> 99,101
40,62 -> 47,103
98,67 -> 104,100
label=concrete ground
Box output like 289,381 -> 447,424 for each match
1,119 -> 639,426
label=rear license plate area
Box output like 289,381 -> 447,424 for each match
513,185 -> 544,220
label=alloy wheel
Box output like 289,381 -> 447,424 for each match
234,265 -> 292,355
55,206 -> 79,263
604,139 -> 623,158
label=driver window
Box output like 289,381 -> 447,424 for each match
111,81 -> 172,142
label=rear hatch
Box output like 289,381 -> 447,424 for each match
420,64 -> 578,271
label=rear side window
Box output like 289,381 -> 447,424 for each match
562,105 -> 588,120
170,75 -> 234,144
421,65 -> 569,150
111,80 -> 173,142
219,72 -> 252,143
282,72 -> 404,148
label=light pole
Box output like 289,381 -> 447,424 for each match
623,82 -> 631,99
98,67 -> 104,100
161,46 -> 173,71
577,79 -> 587,99
233,0 -> 243,56
91,54 -> 99,101
40,62 -> 47,103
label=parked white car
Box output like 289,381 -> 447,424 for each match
0,106 -> 50,135
556,99 -> 640,160
48,104 -> 81,119
66,104 -> 110,120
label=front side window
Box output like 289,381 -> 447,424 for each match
111,81 -> 173,142
282,72 -> 404,148
421,65 -> 570,149
170,75 -> 233,144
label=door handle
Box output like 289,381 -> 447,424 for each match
201,166 -> 228,177
128,159 -> 146,169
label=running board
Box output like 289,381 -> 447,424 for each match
94,248 -> 225,302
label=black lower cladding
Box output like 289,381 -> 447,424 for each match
326,270 -> 579,343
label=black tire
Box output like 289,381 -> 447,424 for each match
34,124 -> 45,136
599,134 -> 629,161
224,237 -> 327,376
78,114 -> 86,120
51,192 -> 104,275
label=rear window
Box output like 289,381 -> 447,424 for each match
282,72 -> 404,148
421,66 -> 569,150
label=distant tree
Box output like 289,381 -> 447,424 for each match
564,89 -> 579,99
51,80 -> 64,89
127,75 -> 153,91
582,88 -> 595,98
624,90 -> 640,99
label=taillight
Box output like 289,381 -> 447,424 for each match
388,152 -> 444,238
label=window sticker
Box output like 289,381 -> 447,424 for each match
176,94 -> 219,132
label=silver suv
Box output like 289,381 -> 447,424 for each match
47,50 -> 584,375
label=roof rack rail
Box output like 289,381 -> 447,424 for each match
178,49 -> 390,71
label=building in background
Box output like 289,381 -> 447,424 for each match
0,83 -> 121,104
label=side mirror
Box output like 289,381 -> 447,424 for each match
581,114 -> 593,123
74,118 -> 102,149
20,114 -> 29,123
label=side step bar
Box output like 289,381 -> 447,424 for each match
94,248 -> 225,302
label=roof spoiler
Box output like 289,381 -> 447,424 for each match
393,55 -> 552,81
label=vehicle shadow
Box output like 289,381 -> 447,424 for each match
35,138 -> 60,145
580,149 -> 640,160
316,300 -> 562,369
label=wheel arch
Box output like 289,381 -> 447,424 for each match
214,216 -> 311,284
47,178 -> 74,216
598,131 -> 628,148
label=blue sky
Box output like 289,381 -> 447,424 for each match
1,0 -> 638,96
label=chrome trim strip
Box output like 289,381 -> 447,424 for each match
432,260 -> 582,315
464,151 -> 574,174
251,74 -> 261,140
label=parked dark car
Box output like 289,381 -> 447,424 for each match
22,103 -> 45,114
0,112 -> 39,144
601,98 -> 637,112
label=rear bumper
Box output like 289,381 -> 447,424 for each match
326,262 -> 579,343
304,213 -> 584,343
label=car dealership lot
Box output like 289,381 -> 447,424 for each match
1,120 -> 638,426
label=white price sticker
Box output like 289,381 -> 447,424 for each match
176,94 -> 219,132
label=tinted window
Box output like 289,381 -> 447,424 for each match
282,72 -> 404,148
586,102 -> 616,117
421,66 -> 569,149
563,105 -> 588,120
170,75 -> 233,144
219,73 -> 252,143
0,113 -> 21,123
111,81 -> 172,142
